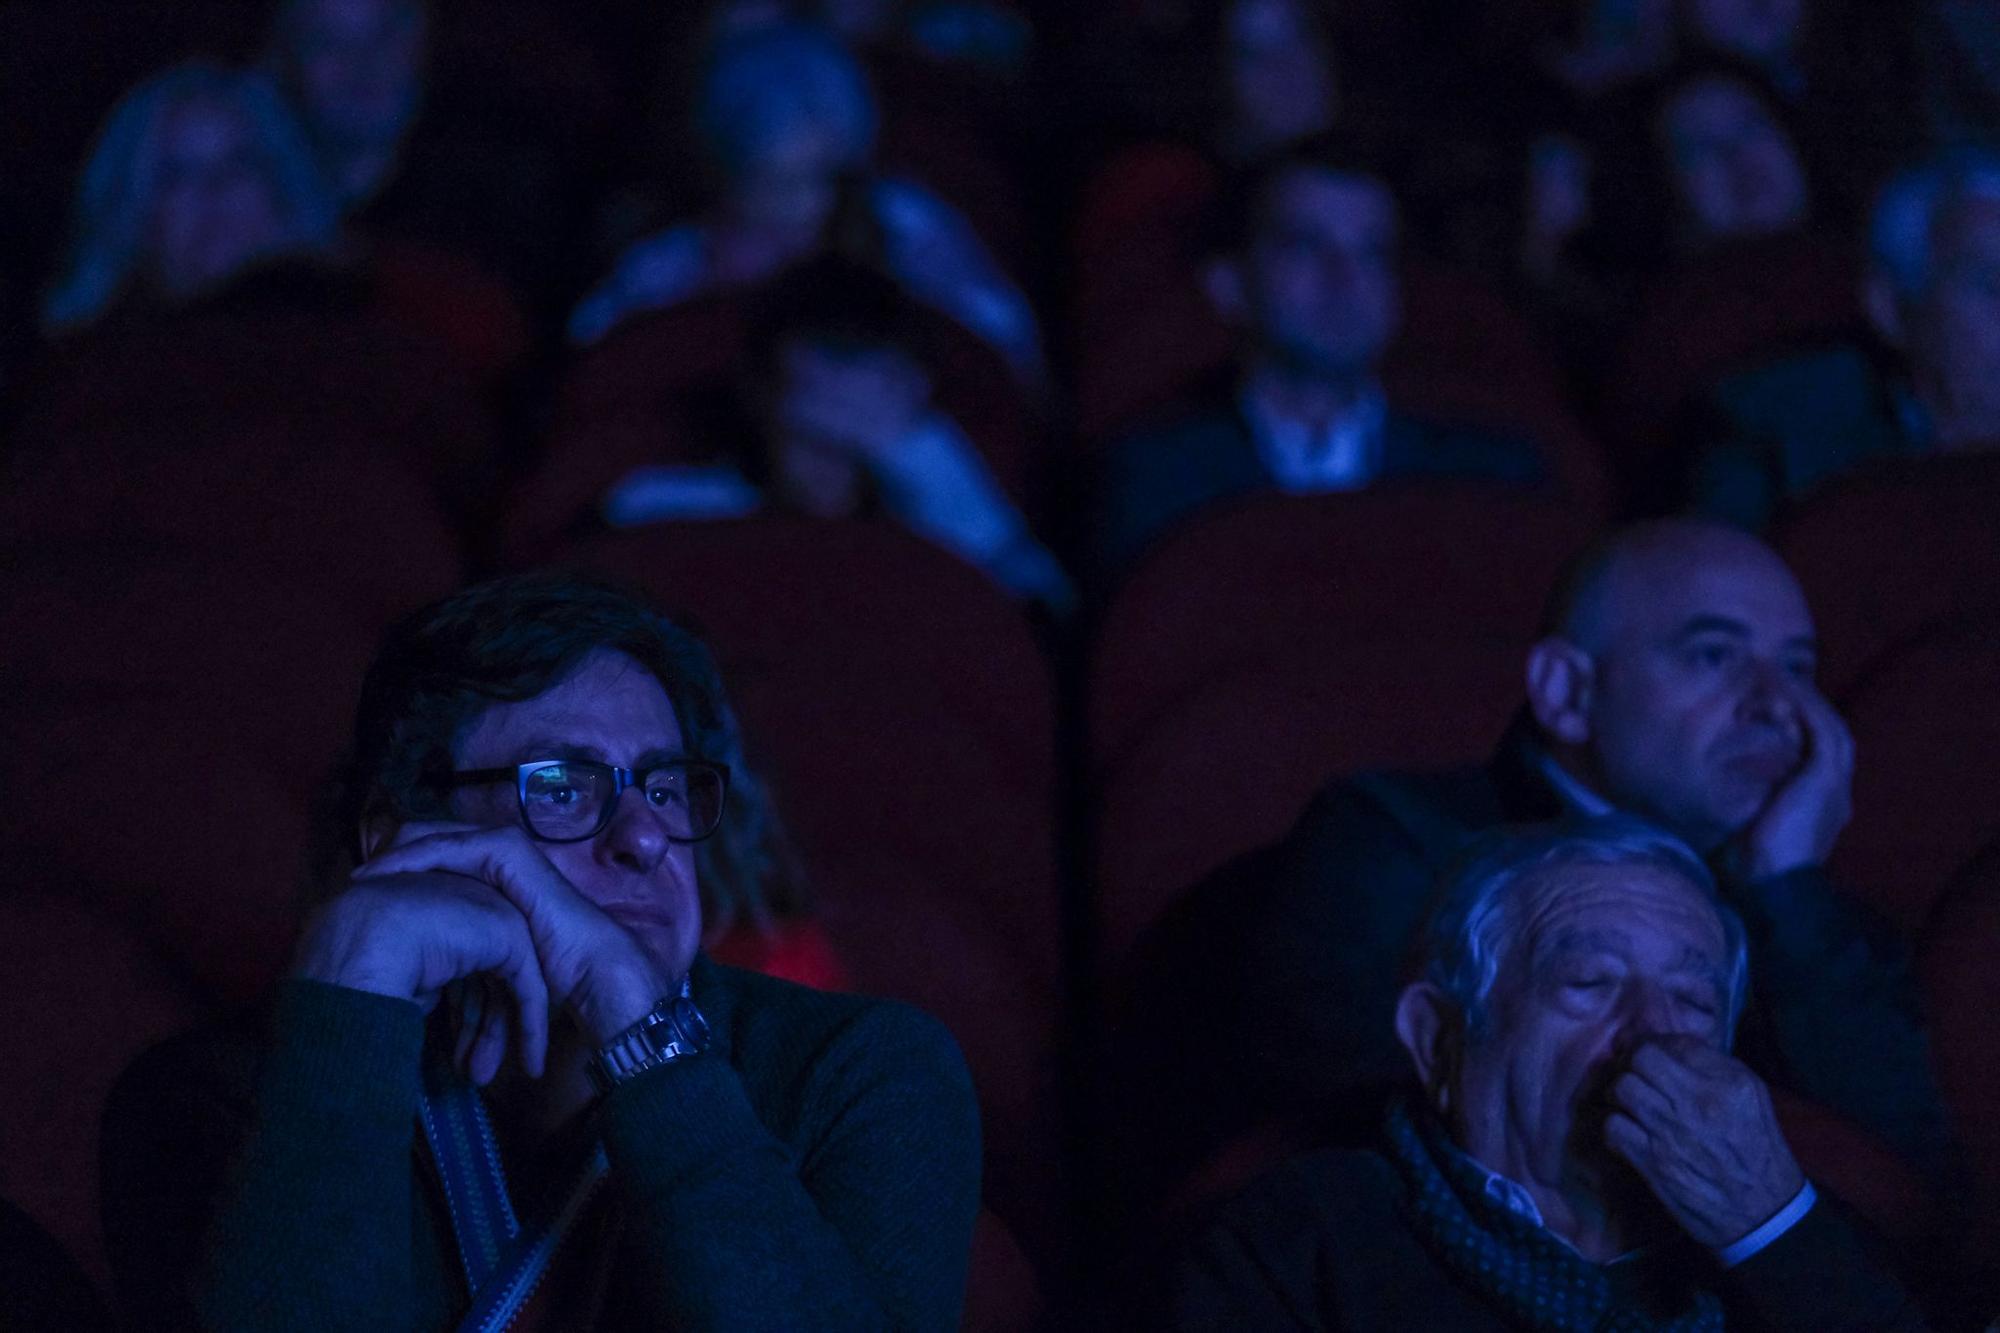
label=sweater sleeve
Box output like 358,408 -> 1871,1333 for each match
196,980 -> 431,1333
1723,1188 -> 1932,1331
596,1001 -> 981,1331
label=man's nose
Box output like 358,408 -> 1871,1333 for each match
1615,980 -> 1704,1053
595,786 -> 671,874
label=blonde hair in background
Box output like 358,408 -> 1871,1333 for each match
42,61 -> 341,335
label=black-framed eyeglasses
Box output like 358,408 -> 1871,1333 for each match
444,759 -> 730,844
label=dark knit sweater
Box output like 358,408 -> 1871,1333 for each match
101,956 -> 982,1331
1166,1147 -> 1930,1332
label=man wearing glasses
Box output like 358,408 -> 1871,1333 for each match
103,573 -> 980,1331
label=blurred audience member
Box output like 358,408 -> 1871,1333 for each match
41,63 -> 340,336
1675,0 -> 1917,212
1167,821 -> 1930,1332
1683,150 -> 2000,528
1676,0 -> 1808,92
1541,0 -> 1676,97
1090,138 -> 1545,581
1920,0 -> 2000,150
570,22 -> 1042,380
599,258 -> 1072,613
267,0 -> 604,318
1202,0 -> 1340,164
266,0 -> 425,211
1653,64 -> 1811,247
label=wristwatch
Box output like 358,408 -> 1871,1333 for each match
589,986 -> 711,1093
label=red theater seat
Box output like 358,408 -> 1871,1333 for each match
369,237 -> 532,384
1778,454 -> 2000,694
0,547 -> 389,1002
1600,232 -> 1865,495
1831,618 -> 2000,936
1093,639 -> 1526,979
553,518 -> 1068,1266
0,892 -> 205,1290
1087,487 -> 1590,777
1919,840 -> 2000,1266
5,300 -> 475,615
1767,1088 -> 1933,1245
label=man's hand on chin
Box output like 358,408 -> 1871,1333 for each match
1726,686 -> 1854,882
352,820 -> 685,1046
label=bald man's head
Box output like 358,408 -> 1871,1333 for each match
1527,521 -> 1822,851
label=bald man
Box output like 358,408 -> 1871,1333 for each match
1113,520 -> 1949,1222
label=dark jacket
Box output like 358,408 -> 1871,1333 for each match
1090,380 -> 1547,582
1681,342 -> 1926,531
1166,1142 -> 1929,1331
100,955 -> 981,1331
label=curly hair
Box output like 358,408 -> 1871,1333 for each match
330,570 -> 807,931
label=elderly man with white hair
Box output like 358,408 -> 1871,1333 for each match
1682,148 -> 2000,528
1169,818 -> 1930,1331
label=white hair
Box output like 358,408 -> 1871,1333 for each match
696,21 -> 878,176
1417,816 -> 1751,1042
42,62 -> 341,336
1870,148 -> 2000,298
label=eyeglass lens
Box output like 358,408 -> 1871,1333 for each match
520,762 -> 723,841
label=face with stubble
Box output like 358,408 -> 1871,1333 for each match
1544,529 -> 1822,854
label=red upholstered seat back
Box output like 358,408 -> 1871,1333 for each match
1919,840 -> 2000,1266
1088,487 -> 1589,776
1093,639 -> 1526,980
1831,619 -> 2000,936
553,518 -> 1067,1263
1600,232 -> 1865,493
1778,455 -> 2000,694
0,546 -> 396,1002
0,892 -> 205,1289
5,301 -> 476,615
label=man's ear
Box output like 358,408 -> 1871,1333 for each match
1394,982 -> 1460,1112
1525,637 -> 1595,747
1862,272 -> 1906,349
1202,256 -> 1248,323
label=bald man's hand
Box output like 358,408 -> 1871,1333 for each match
1729,686 -> 1854,881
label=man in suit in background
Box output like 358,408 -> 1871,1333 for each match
1089,135 -> 1546,583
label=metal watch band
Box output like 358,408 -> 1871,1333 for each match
589,980 -> 708,1094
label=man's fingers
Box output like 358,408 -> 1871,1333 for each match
353,828 -> 587,927
469,999 -> 509,1088
453,979 -> 484,1075
1610,1070 -> 1678,1126
1604,1111 -> 1652,1167
363,820 -> 484,862
502,951 -> 550,1081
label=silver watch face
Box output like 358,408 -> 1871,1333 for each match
670,996 -> 711,1052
